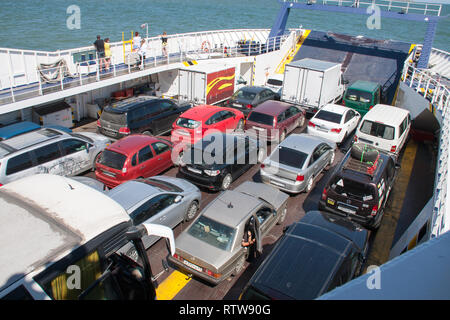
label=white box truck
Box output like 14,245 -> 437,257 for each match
281,58 -> 346,113
177,64 -> 236,105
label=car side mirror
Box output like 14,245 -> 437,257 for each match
86,143 -> 91,153
174,195 -> 183,203
395,163 -> 401,170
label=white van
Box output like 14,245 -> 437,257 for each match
354,104 -> 411,157
265,73 -> 284,95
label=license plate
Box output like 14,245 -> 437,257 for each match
270,180 -> 285,187
317,127 -> 328,132
337,205 -> 356,215
233,103 -> 243,108
327,198 -> 335,205
177,130 -> 190,136
102,170 -> 116,177
187,166 -> 202,174
183,260 -> 203,272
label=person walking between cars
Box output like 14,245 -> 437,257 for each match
242,217 -> 257,261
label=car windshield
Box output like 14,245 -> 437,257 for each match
271,146 -> 308,169
187,215 -> 236,251
359,120 -> 394,140
330,176 -> 376,201
176,117 -> 201,129
314,110 -> 342,124
143,178 -> 183,193
247,112 -> 274,126
97,149 -> 127,170
232,89 -> 256,101
345,89 -> 373,103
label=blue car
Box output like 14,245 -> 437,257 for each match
0,121 -> 72,140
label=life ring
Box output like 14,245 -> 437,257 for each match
351,143 -> 379,164
201,40 -> 211,53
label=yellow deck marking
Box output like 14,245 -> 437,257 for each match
155,270 -> 192,300
275,29 -> 311,75
364,140 -> 418,271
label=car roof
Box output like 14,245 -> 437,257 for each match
107,180 -> 162,211
362,104 -> 410,125
251,100 -> 291,116
0,121 -> 40,140
106,134 -> 164,155
248,214 -> 359,299
319,104 -> 351,115
178,105 -> 223,121
0,174 -> 130,292
104,96 -> 160,113
288,58 -> 339,72
202,190 -> 262,227
279,133 -> 327,154
233,181 -> 289,210
238,86 -> 269,93
338,147 -> 391,182
348,80 -> 380,92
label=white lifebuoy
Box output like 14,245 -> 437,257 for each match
201,40 -> 211,53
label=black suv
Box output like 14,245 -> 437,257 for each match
178,132 -> 265,191
98,96 -> 192,139
240,210 -> 369,300
319,143 -> 398,229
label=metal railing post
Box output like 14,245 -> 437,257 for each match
60,65 -> 64,90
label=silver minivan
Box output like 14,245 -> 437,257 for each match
0,128 -> 110,185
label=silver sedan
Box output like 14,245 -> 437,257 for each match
260,133 -> 336,194
167,181 -> 289,285
108,175 -> 201,260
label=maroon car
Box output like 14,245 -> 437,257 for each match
244,100 -> 306,142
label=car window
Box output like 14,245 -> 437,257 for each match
330,176 -> 376,201
277,112 -> 285,123
61,139 -> 88,155
206,112 -> 223,125
247,112 -> 274,126
159,100 -> 176,112
256,207 -> 273,225
289,106 -> 300,116
187,215 -> 236,251
131,194 -> 177,225
314,110 -> 342,124
284,108 -> 293,119
271,146 -> 308,169
138,145 -> 154,163
360,120 -> 394,140
131,153 -> 137,166
344,110 -> 354,123
98,149 -> 127,170
152,142 -> 170,155
220,110 -> 234,120
34,143 -> 62,165
6,152 -> 34,175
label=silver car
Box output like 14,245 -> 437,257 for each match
108,176 -> 201,260
260,133 -> 336,194
167,181 -> 289,285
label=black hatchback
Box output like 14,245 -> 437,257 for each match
224,86 -> 280,117
97,96 -> 192,139
178,132 -> 265,191
240,210 -> 369,300
319,143 -> 399,229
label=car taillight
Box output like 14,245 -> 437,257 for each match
122,167 -> 127,174
321,187 -> 327,200
331,128 -> 342,133
354,135 -> 358,142
308,121 -> 316,128
119,127 -> 131,134
96,120 -> 101,127
371,204 -> 378,216
206,269 -> 221,279
260,164 -> 265,168
246,104 -> 253,109
391,145 -> 397,153
342,100 -> 346,106
296,174 -> 304,182
173,253 -> 179,259
369,105 -> 373,110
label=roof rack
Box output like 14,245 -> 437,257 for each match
343,154 -> 382,178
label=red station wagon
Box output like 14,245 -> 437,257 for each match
171,105 -> 245,145
95,134 -> 174,188
244,100 -> 306,142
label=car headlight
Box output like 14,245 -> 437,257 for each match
204,169 -> 221,176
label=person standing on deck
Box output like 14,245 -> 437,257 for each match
93,35 -> 105,71
133,32 -> 142,52
104,38 -> 111,70
161,31 -> 168,57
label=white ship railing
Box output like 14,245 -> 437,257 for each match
391,46 -> 450,258
282,0 -> 442,16
0,29 -> 294,106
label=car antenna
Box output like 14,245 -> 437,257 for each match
227,202 -> 233,208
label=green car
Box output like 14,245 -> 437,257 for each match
343,80 -> 381,116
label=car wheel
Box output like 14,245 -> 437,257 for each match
221,173 -> 233,190
235,119 -> 244,132
305,177 -> 314,193
143,130 -> 153,136
185,201 -> 199,222
233,254 -> 246,276
277,206 -> 287,225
